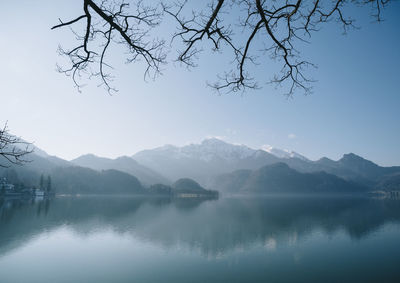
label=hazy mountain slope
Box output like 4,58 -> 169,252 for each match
71,154 -> 170,185
337,153 -> 400,181
375,173 -> 400,191
212,163 -> 367,194
133,138 -> 280,184
211,169 -> 252,193
1,147 -> 150,195
51,167 -> 145,195
272,153 -> 400,188
0,150 -> 72,186
133,138 -> 400,187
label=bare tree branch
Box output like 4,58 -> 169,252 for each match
164,0 -> 390,95
0,123 -> 33,168
52,0 -> 166,93
53,0 -> 391,95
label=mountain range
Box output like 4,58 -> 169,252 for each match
211,162 -> 367,194
132,138 -> 400,189
71,154 -> 170,186
1,138 -> 399,194
133,138 -> 280,184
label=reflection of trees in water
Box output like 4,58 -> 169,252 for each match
1,196 -> 400,257
36,199 -> 50,217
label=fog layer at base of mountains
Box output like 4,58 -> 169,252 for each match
1,138 -> 400,195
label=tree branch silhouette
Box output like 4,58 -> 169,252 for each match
53,0 -> 390,95
52,0 -> 166,93
0,123 -> 33,168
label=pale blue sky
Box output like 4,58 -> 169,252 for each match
1,0 -> 399,165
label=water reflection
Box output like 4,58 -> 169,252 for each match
1,195 -> 400,257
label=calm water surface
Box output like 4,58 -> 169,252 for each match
0,195 -> 400,283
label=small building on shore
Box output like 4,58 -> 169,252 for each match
1,178 -> 15,193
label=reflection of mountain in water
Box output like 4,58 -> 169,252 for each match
1,196 -> 400,257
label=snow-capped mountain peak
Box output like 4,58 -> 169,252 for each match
182,138 -> 255,161
134,139 -> 308,165
261,145 -> 308,161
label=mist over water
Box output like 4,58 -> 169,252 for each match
1,196 -> 400,283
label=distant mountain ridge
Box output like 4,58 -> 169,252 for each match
211,163 -> 367,194
2,138 -> 400,195
71,154 -> 170,186
133,138 -> 400,190
133,138 -> 281,184
132,139 -> 390,187
284,153 -> 400,187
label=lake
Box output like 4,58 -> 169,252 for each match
0,195 -> 400,282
